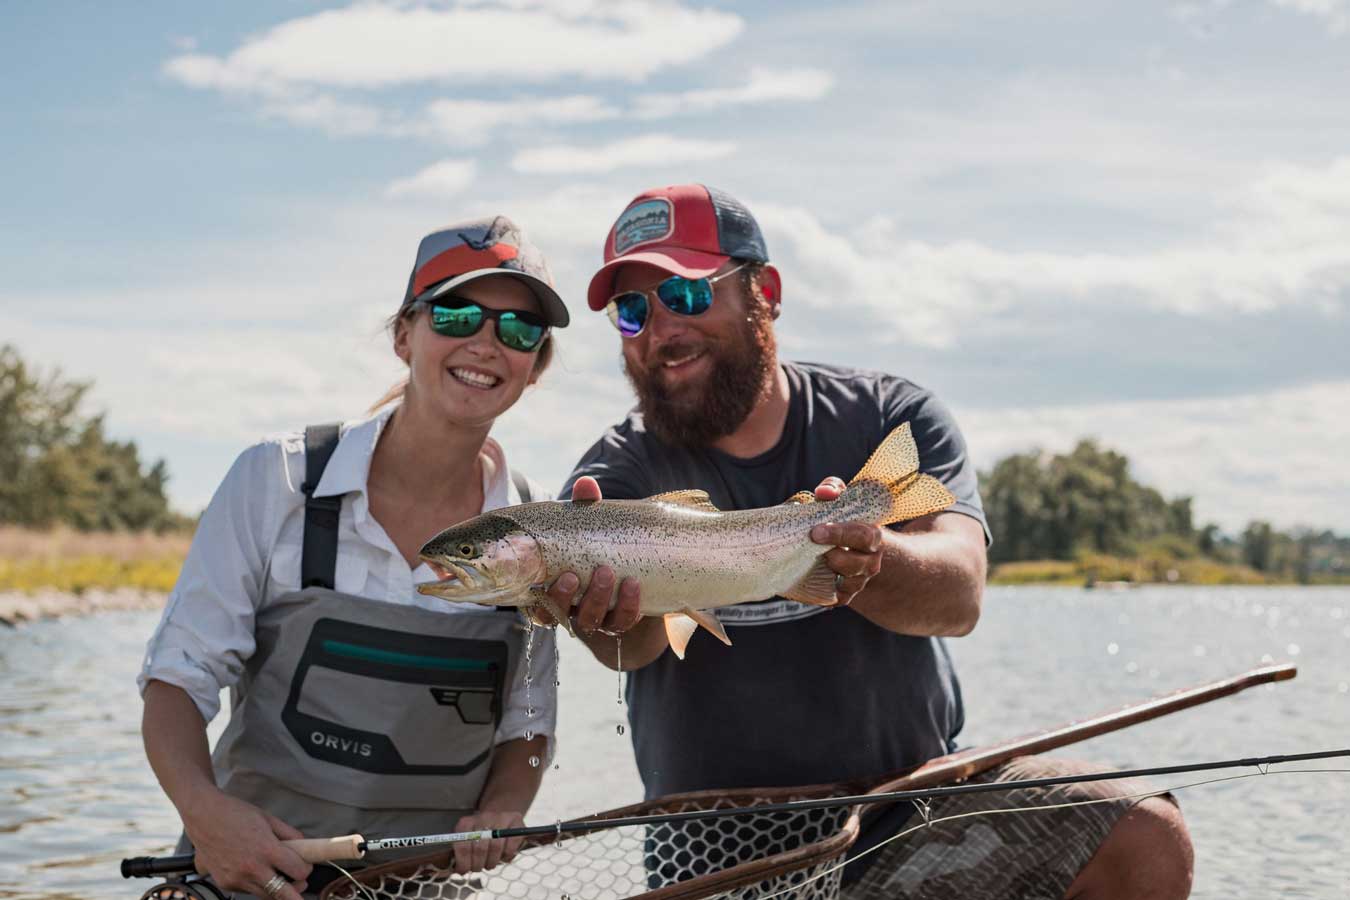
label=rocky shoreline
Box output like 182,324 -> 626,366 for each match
0,588 -> 166,626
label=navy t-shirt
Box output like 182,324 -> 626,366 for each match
563,360 -> 988,803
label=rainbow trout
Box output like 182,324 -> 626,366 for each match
416,423 -> 955,657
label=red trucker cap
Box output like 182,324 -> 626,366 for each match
586,184 -> 769,311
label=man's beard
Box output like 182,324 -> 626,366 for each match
624,302 -> 777,448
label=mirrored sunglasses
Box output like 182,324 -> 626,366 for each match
418,299 -> 549,353
605,264 -> 747,338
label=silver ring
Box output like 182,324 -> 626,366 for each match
262,874 -> 288,898
834,574 -> 846,595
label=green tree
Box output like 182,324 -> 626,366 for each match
0,344 -> 182,531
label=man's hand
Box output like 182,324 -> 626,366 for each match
532,477 -> 643,635
449,810 -> 526,873
183,789 -> 311,900
809,476 -> 884,606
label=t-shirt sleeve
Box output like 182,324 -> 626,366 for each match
885,386 -> 992,545
560,425 -> 656,501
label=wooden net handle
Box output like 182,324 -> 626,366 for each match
283,835 -> 365,863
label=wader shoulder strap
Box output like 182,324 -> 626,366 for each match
301,424 -> 343,590
510,469 -> 533,504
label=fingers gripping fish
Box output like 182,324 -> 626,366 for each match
416,423 -> 955,658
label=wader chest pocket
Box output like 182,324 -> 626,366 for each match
281,617 -> 507,775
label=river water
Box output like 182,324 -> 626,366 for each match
2,586 -> 1347,899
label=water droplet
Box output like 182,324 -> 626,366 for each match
553,763 -> 559,770
527,707 -> 537,717
616,724 -> 625,735
525,730 -> 535,741
554,679 -> 561,687
529,755 -> 540,768
1286,643 -> 1301,656
1107,642 -> 1119,656
524,675 -> 533,686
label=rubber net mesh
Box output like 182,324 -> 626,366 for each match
322,795 -> 854,900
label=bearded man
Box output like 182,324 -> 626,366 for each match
551,184 -> 1193,899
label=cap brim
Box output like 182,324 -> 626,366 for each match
425,268 -> 570,327
586,248 -> 730,310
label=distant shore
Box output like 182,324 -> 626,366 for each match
0,587 -> 165,626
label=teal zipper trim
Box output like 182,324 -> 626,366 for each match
322,640 -> 492,672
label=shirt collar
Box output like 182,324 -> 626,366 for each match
312,403 -> 394,500
312,402 -> 517,511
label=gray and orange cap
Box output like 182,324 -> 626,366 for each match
402,215 -> 570,327
586,184 -> 769,311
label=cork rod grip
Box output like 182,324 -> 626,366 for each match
282,835 -> 365,863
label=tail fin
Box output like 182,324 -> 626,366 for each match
849,422 -> 957,526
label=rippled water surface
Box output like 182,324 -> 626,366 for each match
2,586 -> 1348,898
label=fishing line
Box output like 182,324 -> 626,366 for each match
329,862 -> 377,900
754,765 -> 1350,900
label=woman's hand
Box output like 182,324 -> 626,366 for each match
182,789 -> 312,900
810,476 -> 885,606
533,477 -> 643,635
450,810 -> 527,873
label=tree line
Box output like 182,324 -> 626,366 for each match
0,344 -> 188,532
979,440 -> 1348,583
3,342 -> 1346,581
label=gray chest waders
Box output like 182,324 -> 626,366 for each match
180,425 -> 529,876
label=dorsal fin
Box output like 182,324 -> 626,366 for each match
646,489 -> 720,512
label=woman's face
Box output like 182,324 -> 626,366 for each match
395,275 -> 547,429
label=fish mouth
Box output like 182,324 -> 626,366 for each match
415,556 -> 531,605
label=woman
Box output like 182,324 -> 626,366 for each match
139,216 -> 578,900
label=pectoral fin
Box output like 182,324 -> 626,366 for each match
537,595 -> 575,637
664,614 -> 700,659
781,557 -> 840,607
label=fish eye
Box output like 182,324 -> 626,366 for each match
458,543 -> 476,557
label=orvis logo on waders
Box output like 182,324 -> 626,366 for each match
281,618 -> 507,775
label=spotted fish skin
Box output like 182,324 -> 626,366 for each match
416,423 -> 956,621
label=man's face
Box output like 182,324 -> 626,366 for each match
611,261 -> 777,447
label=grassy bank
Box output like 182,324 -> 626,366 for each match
989,553 -> 1349,587
0,526 -> 188,595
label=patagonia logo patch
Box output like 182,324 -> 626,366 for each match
613,198 -> 673,255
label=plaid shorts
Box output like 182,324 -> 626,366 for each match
842,756 -> 1175,900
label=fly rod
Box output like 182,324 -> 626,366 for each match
122,661 -> 1302,877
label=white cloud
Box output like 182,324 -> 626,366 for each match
631,67 -> 834,119
385,159 -> 478,199
757,156 -> 1350,347
511,134 -> 736,174
163,1 -> 744,91
1270,0 -> 1350,33
962,380 -> 1350,532
422,95 -> 620,146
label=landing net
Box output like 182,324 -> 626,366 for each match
320,788 -> 859,900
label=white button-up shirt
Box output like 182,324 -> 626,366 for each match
139,403 -> 558,751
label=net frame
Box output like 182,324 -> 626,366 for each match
319,784 -> 864,900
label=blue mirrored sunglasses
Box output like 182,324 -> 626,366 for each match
605,264 -> 747,338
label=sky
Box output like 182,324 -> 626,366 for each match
2,0 -> 1348,533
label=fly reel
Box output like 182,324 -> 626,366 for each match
136,879 -> 229,900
